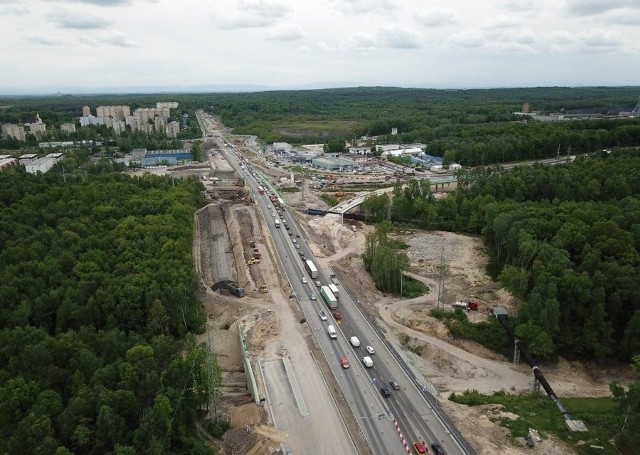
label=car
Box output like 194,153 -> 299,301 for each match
319,310 -> 328,320
362,356 -> 373,367
413,442 -> 428,455
288,231 -> 293,236
315,280 -> 321,287
350,336 -> 360,347
298,251 -> 305,256
431,443 -> 446,455
285,226 -> 290,230
380,386 -> 391,398
310,292 -> 317,300
302,277 -> 307,284
390,380 -> 400,391
292,239 -> 297,243
332,309 -> 342,320
267,204 -> 271,208
295,244 -> 301,249
340,356 -> 350,369
365,345 -> 375,355
296,234 -> 301,238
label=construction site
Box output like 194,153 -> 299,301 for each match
149,113 -> 639,455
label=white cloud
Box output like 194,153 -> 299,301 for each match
217,16 -> 272,30
416,7 -> 458,27
265,24 -> 303,41
1,5 -> 29,15
578,28 -> 624,52
447,30 -> 485,49
378,26 -> 423,49
340,32 -> 378,53
564,0 -> 640,17
241,0 -> 292,18
484,14 -> 519,29
29,35 -> 64,46
79,32 -> 137,47
48,10 -> 113,29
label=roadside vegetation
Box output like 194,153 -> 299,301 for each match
449,389 -> 620,455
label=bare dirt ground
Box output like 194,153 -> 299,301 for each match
193,120 -> 637,455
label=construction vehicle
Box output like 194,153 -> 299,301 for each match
212,280 -> 245,298
259,285 -> 268,293
247,258 -> 260,266
453,300 -> 479,311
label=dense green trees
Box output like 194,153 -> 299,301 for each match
0,168 -> 211,453
363,222 -> 409,295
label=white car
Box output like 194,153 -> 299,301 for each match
302,277 -> 307,284
362,356 -> 373,368
319,310 -> 328,321
292,239 -> 297,243
350,336 -> 360,347
267,204 -> 271,208
365,345 -> 375,355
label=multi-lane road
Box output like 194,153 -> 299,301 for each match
198,110 -> 476,455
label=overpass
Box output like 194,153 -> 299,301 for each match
326,179 -> 456,214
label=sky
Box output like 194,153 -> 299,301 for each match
1,0 -> 639,94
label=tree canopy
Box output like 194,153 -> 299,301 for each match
0,167 -> 212,454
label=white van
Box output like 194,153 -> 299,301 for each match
350,336 -> 360,347
327,325 -> 337,339
362,356 -> 373,368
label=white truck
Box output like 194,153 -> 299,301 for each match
350,336 -> 360,347
362,356 -> 373,368
328,283 -> 339,299
327,325 -> 337,339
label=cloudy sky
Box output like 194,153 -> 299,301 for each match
1,0 -> 639,93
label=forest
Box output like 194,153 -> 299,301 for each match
0,167 -> 214,454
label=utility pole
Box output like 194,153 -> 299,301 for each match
437,246 -> 446,309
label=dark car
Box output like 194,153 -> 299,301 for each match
380,386 -> 391,398
431,442 -> 446,455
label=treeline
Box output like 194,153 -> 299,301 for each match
0,168 -> 214,454
362,150 -> 640,361
4,87 -> 640,163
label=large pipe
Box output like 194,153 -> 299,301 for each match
497,315 -> 571,420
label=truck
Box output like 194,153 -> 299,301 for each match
212,280 -> 245,298
328,283 -> 339,299
305,259 -> 318,279
253,248 -> 261,259
275,218 -> 280,228
453,300 -> 479,311
320,285 -> 338,309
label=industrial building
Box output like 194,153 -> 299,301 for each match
25,153 -> 64,174
0,155 -> 18,173
141,149 -> 192,167
311,156 -> 355,172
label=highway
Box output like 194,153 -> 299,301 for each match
198,110 -> 476,455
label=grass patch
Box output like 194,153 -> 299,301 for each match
448,391 -> 619,455
279,187 -> 300,193
319,193 -> 338,206
401,275 -> 428,298
430,308 -> 511,355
